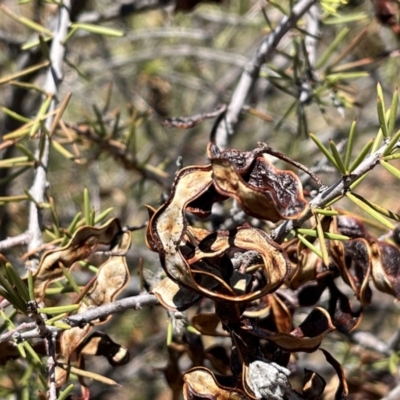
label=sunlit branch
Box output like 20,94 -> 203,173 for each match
213,0 -> 318,149
27,1 -> 72,259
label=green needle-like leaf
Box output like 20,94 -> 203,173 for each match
349,192 -> 400,222
27,271 -> 34,301
316,27 -> 349,69
71,23 -> 125,37
5,263 -> 30,302
0,274 -> 27,312
314,214 -> 330,266
52,141 -> 75,160
388,88 -> 398,136
57,363 -> 119,385
297,228 -> 349,240
377,96 -> 389,138
344,120 -> 357,172
22,341 -> 42,364
349,138 -> 374,172
94,207 -> 114,224
38,304 -> 80,315
347,192 -> 394,229
309,133 -> 339,169
383,129 -> 400,156
314,208 -> 339,216
383,152 -> 400,161
296,233 -> 323,259
46,313 -> 68,325
377,82 -> 385,109
30,95 -> 52,137
1,107 -> 31,123
57,384 -> 75,400
0,61 -> 50,86
83,188 -> 91,225
0,5 -> 53,36
381,159 -> 400,180
329,139 -> 346,174
67,212 -> 82,234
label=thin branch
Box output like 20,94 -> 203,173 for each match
213,0 -> 317,149
0,232 -> 31,251
46,333 -> 57,400
0,322 -> 36,344
27,1 -> 72,259
13,294 -> 159,342
65,293 -> 159,326
299,4 -> 320,104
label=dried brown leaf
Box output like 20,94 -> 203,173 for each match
208,144 -> 307,222
183,367 -> 249,400
34,219 -> 122,301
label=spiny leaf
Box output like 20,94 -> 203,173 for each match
52,140 -> 75,160
297,228 -> 349,240
347,192 -> 394,230
21,36 -> 52,51
71,23 -> 125,37
46,313 -> 68,325
325,71 -> 368,82
0,5 -> 53,36
315,214 -> 330,265
348,192 -> 400,223
314,208 -> 339,216
0,60 -> 50,86
377,82 -> 386,111
53,321 -> 72,330
57,384 -> 75,400
324,12 -> 368,25
49,92 -> 72,137
377,96 -> 389,138
296,233 -> 323,259
22,341 -> 42,364
344,120 -> 357,172
0,156 -> 31,168
381,159 -> 400,180
57,363 -> 119,385
383,152 -> 400,161
94,207 -> 114,224
316,27 -> 349,69
38,304 -> 80,315
83,188 -> 91,225
349,138 -> 374,172
28,271 -> 34,301
1,107 -> 31,123
5,263 -> 30,302
309,133 -> 339,169
388,88 -> 398,137
383,129 -> 400,156
0,274 -> 27,311
329,139 -> 346,174
30,95 -> 53,137
8,80 -> 47,94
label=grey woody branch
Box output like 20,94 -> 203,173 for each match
214,0 -> 318,149
271,141 -> 390,243
2,293 -> 159,343
27,1 -> 72,257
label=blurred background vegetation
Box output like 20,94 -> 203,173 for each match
2,0 -> 400,399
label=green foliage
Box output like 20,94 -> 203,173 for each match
2,0 -> 400,399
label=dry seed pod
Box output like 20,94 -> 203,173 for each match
208,143 -> 308,222
34,218 -> 122,301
